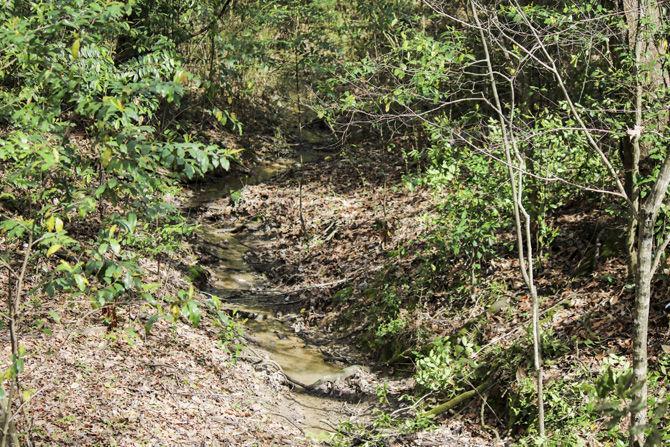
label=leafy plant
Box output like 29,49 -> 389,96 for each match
415,334 -> 480,396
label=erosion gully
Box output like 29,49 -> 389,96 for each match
187,147 -> 361,441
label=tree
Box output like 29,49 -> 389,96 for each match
321,0 -> 670,442
0,2 -> 237,440
471,0 -> 545,436
496,2 -> 670,442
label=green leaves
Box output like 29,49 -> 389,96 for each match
46,244 -> 62,257
45,215 -> 64,233
161,142 -> 237,179
181,299 -> 202,326
109,239 -> 121,256
415,335 -> 479,396
71,37 -> 81,60
119,213 -> 137,234
0,0 -> 244,318
209,107 -> 243,135
0,218 -> 31,240
73,273 -> 88,291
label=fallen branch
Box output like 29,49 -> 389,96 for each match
426,380 -> 492,417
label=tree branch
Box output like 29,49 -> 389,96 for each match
177,0 -> 233,45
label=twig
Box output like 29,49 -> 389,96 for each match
269,411 -> 305,435
177,0 -> 233,45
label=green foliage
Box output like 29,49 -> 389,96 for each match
329,406 -> 435,447
419,124 -> 510,276
509,354 -> 670,446
510,369 -> 605,446
3,0 -> 670,445
375,315 -> 408,339
316,4 -> 471,126
0,3 -> 245,430
369,284 -> 402,337
206,0 -> 352,116
0,0 -> 237,306
207,295 -> 245,361
415,334 -> 480,396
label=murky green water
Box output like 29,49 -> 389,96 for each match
191,149 -> 351,438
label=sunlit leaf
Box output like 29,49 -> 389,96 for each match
47,244 -> 62,257
71,38 -> 80,59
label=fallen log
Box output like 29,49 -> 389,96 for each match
426,380 -> 492,417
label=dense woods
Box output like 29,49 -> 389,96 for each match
3,0 -> 670,445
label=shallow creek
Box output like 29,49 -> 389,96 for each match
189,149 -> 355,439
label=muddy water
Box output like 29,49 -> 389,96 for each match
190,150 -> 352,439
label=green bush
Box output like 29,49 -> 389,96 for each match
415,334 -> 480,396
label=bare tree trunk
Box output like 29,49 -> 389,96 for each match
620,0 -> 643,279
623,1 -> 670,444
1,271 -> 19,447
621,138 -> 640,277
471,0 -> 545,438
630,149 -> 670,445
631,217 -> 653,445
627,3 -> 648,442
1,232 -> 33,447
0,391 -> 18,447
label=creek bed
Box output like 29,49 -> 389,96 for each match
189,149 -> 360,439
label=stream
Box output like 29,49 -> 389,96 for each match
188,148 -> 360,440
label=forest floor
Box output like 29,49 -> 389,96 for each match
192,125 -> 670,443
7,124 -> 668,445
1,129 -> 494,446
3,241 -> 320,445
188,128 -> 501,446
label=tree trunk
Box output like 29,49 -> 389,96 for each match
631,215 -> 653,446
623,1 -> 669,444
471,1 -> 545,438
621,137 -> 640,277
620,0 -> 643,279
0,394 -> 18,447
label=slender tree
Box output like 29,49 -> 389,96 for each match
471,0 -> 546,437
